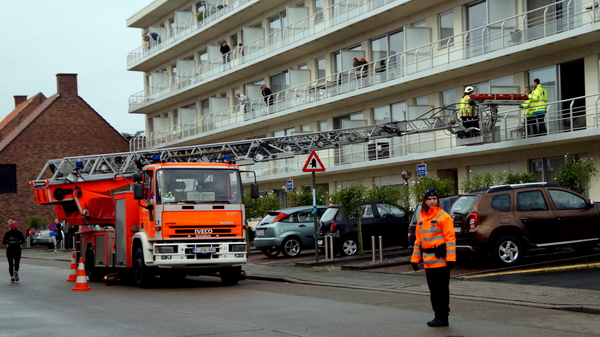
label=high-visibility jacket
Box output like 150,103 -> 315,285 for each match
459,94 -> 474,118
521,98 -> 534,118
529,84 -> 548,115
411,206 -> 456,268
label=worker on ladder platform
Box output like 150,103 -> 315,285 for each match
458,86 -> 478,138
529,78 -> 548,136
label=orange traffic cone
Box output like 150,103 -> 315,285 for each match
66,253 -> 78,282
72,257 -> 91,291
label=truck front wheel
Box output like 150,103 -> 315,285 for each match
133,246 -> 154,287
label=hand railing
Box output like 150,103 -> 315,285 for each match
131,0 -> 597,147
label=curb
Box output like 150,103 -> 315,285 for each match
245,273 -> 600,315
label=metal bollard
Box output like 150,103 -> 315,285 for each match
371,236 -> 376,263
379,236 -> 383,263
324,236 -> 329,260
329,236 -> 334,260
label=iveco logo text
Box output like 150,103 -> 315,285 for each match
195,229 -> 213,234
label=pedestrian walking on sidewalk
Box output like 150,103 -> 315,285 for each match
410,188 -> 456,327
3,220 -> 25,283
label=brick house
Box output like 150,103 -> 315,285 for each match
0,74 -> 130,237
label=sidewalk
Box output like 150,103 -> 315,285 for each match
18,247 -> 600,314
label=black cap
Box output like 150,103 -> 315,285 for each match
425,187 -> 438,197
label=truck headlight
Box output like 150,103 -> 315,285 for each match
229,244 -> 246,252
156,246 -> 177,253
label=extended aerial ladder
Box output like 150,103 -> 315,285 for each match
32,93 -> 528,185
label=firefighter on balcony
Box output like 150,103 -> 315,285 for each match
411,188 -> 456,327
529,78 -> 548,136
458,86 -> 478,138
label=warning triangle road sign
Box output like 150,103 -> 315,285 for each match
302,151 -> 326,172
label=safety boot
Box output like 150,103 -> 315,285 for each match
427,318 -> 449,327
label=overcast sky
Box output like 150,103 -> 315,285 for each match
0,0 -> 152,135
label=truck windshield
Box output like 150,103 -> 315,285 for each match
156,169 -> 242,205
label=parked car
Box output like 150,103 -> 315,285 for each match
319,201 -> 409,256
408,195 -> 460,248
254,206 -> 327,258
452,182 -> 600,266
30,229 -> 64,248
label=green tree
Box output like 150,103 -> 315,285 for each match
329,184 -> 368,256
461,171 -> 539,192
25,216 -> 50,230
289,187 -> 328,207
553,156 -> 598,194
412,176 -> 454,205
244,192 -> 281,219
505,171 -> 538,184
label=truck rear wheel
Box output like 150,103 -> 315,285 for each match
85,247 -> 102,282
133,246 -> 155,287
220,266 -> 241,286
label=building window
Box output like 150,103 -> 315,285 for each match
334,111 -> 364,129
269,11 -> 287,33
270,70 -> 290,93
273,127 -> 295,137
374,101 -> 406,124
316,57 -> 326,80
415,96 -> 428,105
0,164 -> 17,194
442,89 -> 456,116
370,30 -> 404,69
314,0 -> 323,22
319,119 -> 328,131
439,10 -> 454,47
298,63 -> 308,70
301,124 -> 311,132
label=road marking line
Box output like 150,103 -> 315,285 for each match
461,262 -> 600,279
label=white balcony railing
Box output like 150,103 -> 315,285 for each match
128,0 -> 399,111
127,0 -> 255,67
129,0 -> 600,151
129,93 -> 600,182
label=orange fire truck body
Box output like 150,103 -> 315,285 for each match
31,161 -> 250,286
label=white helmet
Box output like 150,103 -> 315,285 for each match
464,86 -> 474,93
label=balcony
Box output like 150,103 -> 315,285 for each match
129,0 -> 600,150
128,0 -> 444,113
132,93 -> 600,184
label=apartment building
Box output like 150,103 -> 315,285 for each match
126,0 -> 600,200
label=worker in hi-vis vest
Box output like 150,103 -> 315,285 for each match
411,188 -> 456,327
458,86 -> 478,138
519,87 -> 536,136
528,78 -> 548,136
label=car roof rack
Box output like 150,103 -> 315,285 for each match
486,182 -> 559,193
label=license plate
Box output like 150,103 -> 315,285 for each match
193,247 -> 216,254
454,227 -> 461,233
257,229 -> 265,235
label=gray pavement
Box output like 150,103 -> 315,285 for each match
16,247 -> 600,315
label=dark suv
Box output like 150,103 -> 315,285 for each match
319,202 -> 409,256
452,182 -> 600,266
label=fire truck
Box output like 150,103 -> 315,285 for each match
29,93 -> 525,287
30,153 -> 258,287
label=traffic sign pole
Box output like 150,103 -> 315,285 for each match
312,171 -> 319,262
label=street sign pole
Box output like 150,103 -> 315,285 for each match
312,171 -> 319,262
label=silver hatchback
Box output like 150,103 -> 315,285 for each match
254,206 -> 326,258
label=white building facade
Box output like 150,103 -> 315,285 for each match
127,0 -> 600,200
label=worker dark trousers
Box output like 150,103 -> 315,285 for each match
534,113 -> 547,135
6,248 -> 21,277
425,266 -> 451,320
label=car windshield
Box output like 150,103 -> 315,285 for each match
320,207 -> 339,223
451,196 -> 478,214
156,168 -> 242,205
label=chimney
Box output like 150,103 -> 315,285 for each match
13,95 -> 27,107
56,73 -> 78,96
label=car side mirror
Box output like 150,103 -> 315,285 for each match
587,199 -> 595,209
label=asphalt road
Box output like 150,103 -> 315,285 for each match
2,258 -> 600,337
